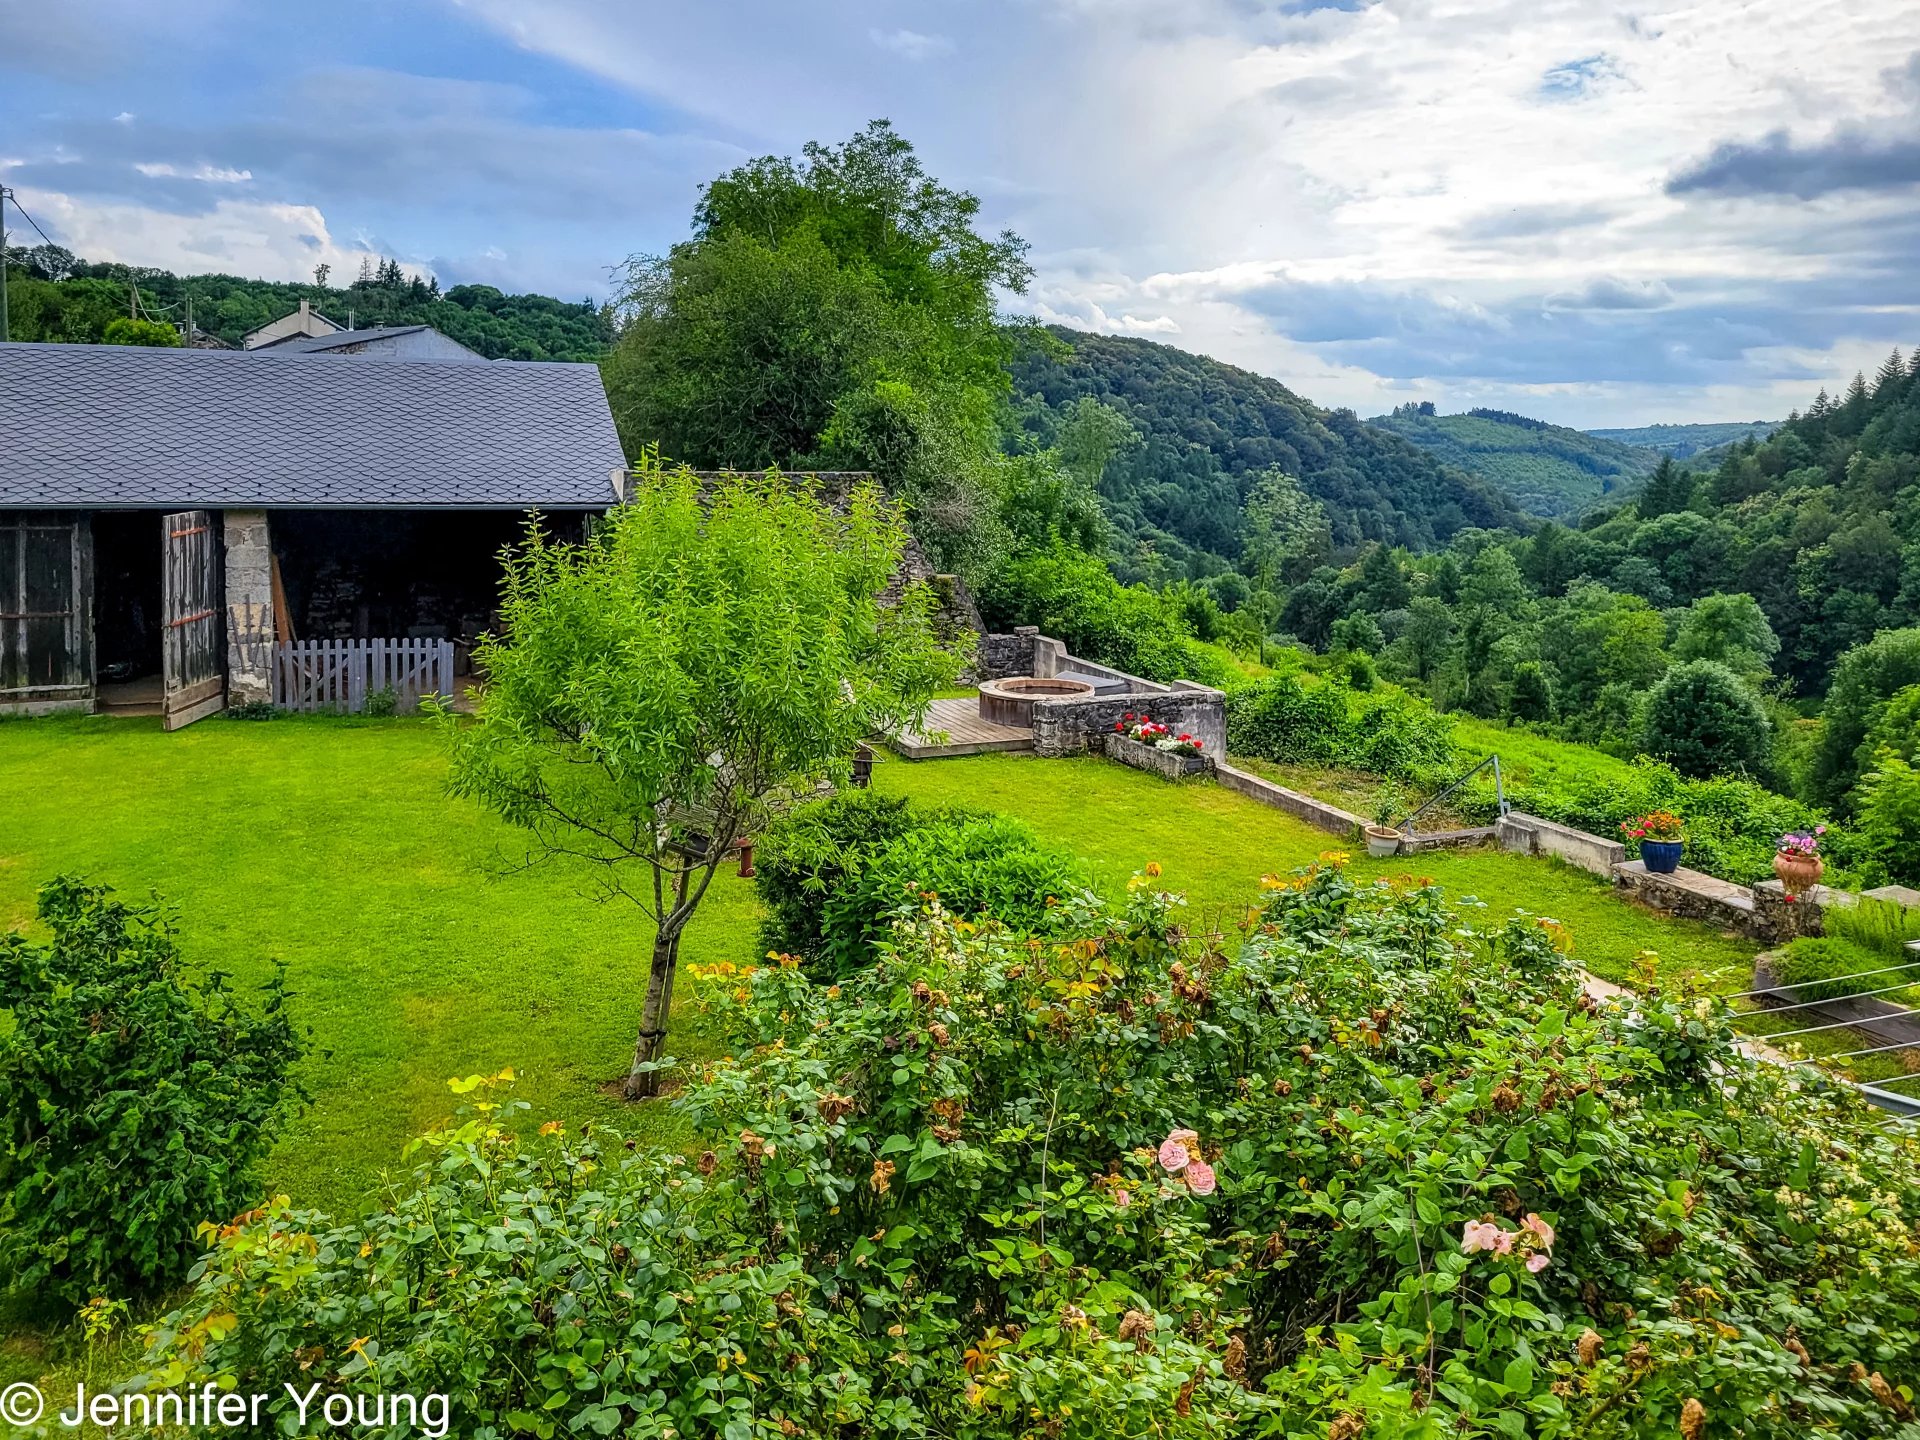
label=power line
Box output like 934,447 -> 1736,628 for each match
5,192 -> 58,250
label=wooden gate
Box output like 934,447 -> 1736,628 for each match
271,637 -> 455,713
0,511 -> 93,712
162,509 -> 225,729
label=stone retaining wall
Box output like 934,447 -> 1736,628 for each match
1496,812 -> 1624,877
1612,860 -> 1767,939
1213,761 -> 1366,838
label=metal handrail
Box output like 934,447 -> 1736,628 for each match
1399,753 -> 1506,835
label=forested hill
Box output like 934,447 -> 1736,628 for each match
1008,327 -> 1518,572
1367,403 -> 1658,519
0,249 -> 612,360
1587,419 -> 1780,458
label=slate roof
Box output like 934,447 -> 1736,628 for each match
265,325 -> 434,353
0,342 -> 625,509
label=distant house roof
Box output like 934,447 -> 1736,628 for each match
0,342 -> 625,510
242,299 -> 342,350
263,325 -> 485,362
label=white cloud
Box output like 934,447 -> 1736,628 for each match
25,0 -> 1920,424
133,161 -> 253,183
869,28 -> 953,61
11,185 -> 400,284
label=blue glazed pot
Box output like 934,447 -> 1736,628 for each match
1641,839 -> 1684,874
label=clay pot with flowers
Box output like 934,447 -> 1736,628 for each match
1621,809 -> 1686,874
1774,826 -> 1827,895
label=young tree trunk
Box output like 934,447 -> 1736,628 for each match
625,925 -> 683,1100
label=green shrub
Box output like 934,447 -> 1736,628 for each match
820,814 -> 1086,976
978,544 -> 1205,683
1822,894 -> 1920,960
756,790 -> 956,960
1853,753 -> 1920,888
140,868 -> 1920,1438
757,791 -> 1086,976
0,877 -> 305,1307
1639,659 -> 1771,779
1769,935 -> 1894,1005
1226,675 -> 1453,779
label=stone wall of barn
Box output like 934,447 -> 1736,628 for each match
223,508 -> 274,703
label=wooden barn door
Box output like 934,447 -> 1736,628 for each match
162,509 -> 225,729
0,512 -> 93,711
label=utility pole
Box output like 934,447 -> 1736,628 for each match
1,184 -> 10,343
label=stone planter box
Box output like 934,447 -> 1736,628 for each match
1105,731 -> 1212,780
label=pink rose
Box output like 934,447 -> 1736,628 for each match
1113,1187 -> 1131,1208
1184,1159 -> 1217,1196
1158,1129 -> 1198,1173
1521,1213 -> 1554,1248
1461,1220 -> 1503,1254
1525,1252 -> 1551,1273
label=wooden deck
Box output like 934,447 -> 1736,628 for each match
892,696 -> 1035,759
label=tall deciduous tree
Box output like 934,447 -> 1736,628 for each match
605,120 -> 1031,577
447,460 -> 961,1098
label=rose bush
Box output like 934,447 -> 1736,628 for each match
135,864 -> 1919,1438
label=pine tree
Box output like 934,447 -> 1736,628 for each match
1873,348 -> 1906,404
1836,371 -> 1871,436
1638,455 -> 1695,518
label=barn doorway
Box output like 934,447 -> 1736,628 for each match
92,510 -> 165,713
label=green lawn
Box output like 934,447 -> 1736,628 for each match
0,716 -> 1760,1224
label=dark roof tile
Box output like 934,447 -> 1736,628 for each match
0,342 -> 624,509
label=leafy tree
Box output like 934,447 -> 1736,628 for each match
446,461 -> 959,1098
606,121 -> 1029,575
1399,595 -> 1455,681
0,877 -> 305,1305
1054,396 -> 1141,494
101,315 -> 180,347
1812,627 -> 1920,806
1673,593 -> 1779,677
1507,660 -> 1558,723
1329,612 -> 1385,656
1239,468 -> 1331,589
1640,660 -> 1772,779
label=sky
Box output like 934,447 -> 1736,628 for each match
3,0 -> 1918,427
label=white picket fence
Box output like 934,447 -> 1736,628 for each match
271,638 -> 455,713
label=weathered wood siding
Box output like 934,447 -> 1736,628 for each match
162,509 -> 226,729
0,510 -> 92,710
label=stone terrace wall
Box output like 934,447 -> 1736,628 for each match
1496,812 -> 1625,878
1032,688 -> 1227,760
1213,761 -> 1366,837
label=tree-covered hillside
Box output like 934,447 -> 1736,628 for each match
0,246 -> 612,360
1368,403 -> 1659,518
1588,419 -> 1780,458
1007,328 -> 1518,575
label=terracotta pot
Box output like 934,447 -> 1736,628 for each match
1774,850 -> 1823,895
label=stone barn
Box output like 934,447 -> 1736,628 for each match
0,341 -> 624,726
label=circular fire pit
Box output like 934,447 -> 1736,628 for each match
978,675 -> 1095,728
